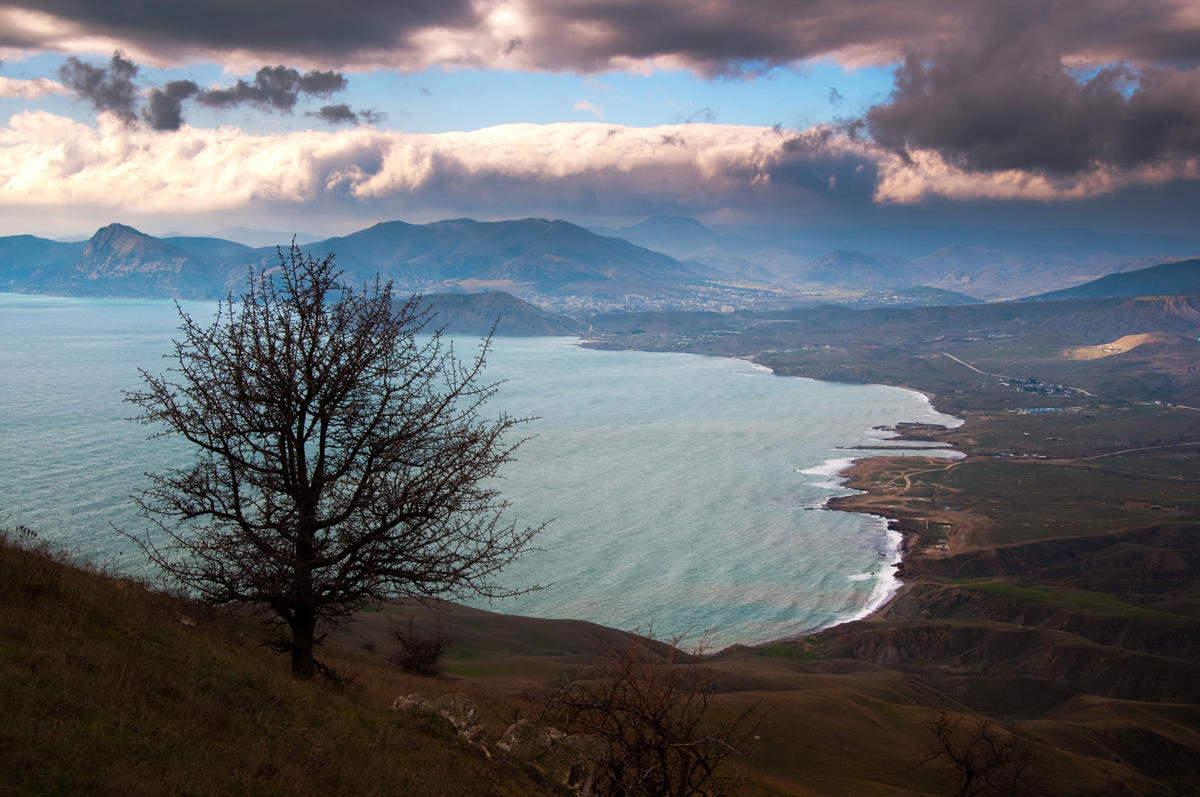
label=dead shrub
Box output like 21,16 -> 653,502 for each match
918,710 -> 1043,797
539,626 -> 760,797
389,617 -> 452,677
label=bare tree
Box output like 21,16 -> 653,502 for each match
541,627 -> 760,797
126,245 -> 542,678
918,710 -> 1042,797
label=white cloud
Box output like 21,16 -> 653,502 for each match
573,100 -> 604,118
873,148 -> 1200,204
0,112 -> 789,216
0,76 -> 69,99
0,111 -> 1196,231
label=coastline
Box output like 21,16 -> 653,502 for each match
775,382 -> 971,643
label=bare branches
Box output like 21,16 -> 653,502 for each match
918,710 -> 1042,797
540,627 -> 760,797
389,616 -> 452,676
125,244 -> 542,678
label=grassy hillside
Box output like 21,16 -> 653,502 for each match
10,523 -> 1200,796
0,527 -> 562,797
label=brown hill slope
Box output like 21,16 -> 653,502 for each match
9,522 -> 1200,795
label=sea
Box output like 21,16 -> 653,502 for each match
0,293 -> 961,646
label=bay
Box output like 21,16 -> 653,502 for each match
0,293 -> 960,645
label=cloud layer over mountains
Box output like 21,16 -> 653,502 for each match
5,110 -> 1195,231
2,0 -> 1200,231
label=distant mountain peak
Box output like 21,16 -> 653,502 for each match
81,223 -> 190,268
631,215 -> 714,232
36,222 -> 215,298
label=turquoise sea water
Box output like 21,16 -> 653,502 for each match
0,294 -> 960,645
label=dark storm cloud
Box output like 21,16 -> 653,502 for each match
54,52 -> 352,130
10,0 -> 1198,75
311,104 -> 386,126
864,3 -> 1200,175
196,66 -> 348,112
143,79 -> 200,130
56,51 -> 139,122
316,103 -> 358,124
2,0 -> 476,64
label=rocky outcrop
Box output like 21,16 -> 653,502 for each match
389,693 -> 605,790
32,224 -> 219,299
498,719 -> 605,796
390,693 -> 486,744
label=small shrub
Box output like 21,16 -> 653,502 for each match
389,618 -> 452,676
918,710 -> 1042,797
0,524 -> 64,603
539,626 -> 760,797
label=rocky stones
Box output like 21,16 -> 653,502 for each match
498,719 -> 605,796
390,692 -> 486,742
391,695 -> 605,792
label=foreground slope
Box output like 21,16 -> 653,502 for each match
9,524 -> 1200,796
0,530 -> 561,797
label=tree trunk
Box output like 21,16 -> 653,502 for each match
291,607 -> 317,679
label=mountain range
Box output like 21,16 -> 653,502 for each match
591,216 -> 1200,300
1026,258 -> 1200,302
4,216 -> 1200,309
3,219 -> 709,302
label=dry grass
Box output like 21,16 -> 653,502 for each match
0,527 -> 559,797
8,525 -> 1200,796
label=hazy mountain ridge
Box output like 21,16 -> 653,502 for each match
590,215 -> 815,283
593,216 -> 1200,300
776,249 -> 932,290
22,224 -> 218,300
6,216 -> 1200,310
0,236 -> 87,289
203,227 -> 325,249
1028,258 -> 1200,302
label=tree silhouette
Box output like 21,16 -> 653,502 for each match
918,710 -> 1042,797
127,245 -> 541,678
541,627 -> 760,797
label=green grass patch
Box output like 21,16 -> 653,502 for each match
953,580 -> 1190,621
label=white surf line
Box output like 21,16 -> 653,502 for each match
941,352 -> 1098,397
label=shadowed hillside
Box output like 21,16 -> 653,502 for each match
417,291 -> 586,336
9,524 -> 1200,796
1031,258 -> 1200,302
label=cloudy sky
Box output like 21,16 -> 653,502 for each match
1,0 -> 1199,239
